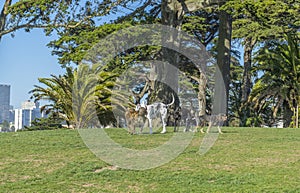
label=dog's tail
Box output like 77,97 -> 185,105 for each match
166,93 -> 175,107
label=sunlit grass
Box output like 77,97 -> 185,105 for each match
0,127 -> 299,192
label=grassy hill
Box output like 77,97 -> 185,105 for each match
0,128 -> 299,192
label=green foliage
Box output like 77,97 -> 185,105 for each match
30,65 -> 118,128
30,67 -> 74,125
228,60 -> 243,125
1,120 -> 10,132
2,0 -> 132,38
222,0 -> 299,40
220,0 -> 299,126
45,0 -> 161,66
182,8 -> 219,46
48,22 -> 134,65
23,117 -> 63,131
5,0 -> 300,127
249,32 -> 300,127
45,1 -> 221,120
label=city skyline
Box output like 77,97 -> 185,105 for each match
0,84 -> 45,131
0,83 -> 44,109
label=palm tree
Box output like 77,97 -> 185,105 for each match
250,32 -> 300,128
30,67 -> 74,127
72,64 -> 120,128
31,65 -> 118,128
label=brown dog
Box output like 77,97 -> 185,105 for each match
198,114 -> 227,134
125,106 -> 147,134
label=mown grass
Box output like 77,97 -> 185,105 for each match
0,127 -> 299,192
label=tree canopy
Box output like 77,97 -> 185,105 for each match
5,0 -> 298,128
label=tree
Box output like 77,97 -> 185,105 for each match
30,67 -> 74,127
249,32 -> 300,128
30,65 -> 117,128
47,0 -> 231,117
1,120 -> 10,132
212,9 -> 231,117
75,64 -> 119,128
48,22 -> 135,66
0,0 -> 153,40
222,0 -> 299,125
24,117 -> 62,131
228,55 -> 243,126
182,8 -> 219,47
181,1 -> 232,118
150,0 -> 231,117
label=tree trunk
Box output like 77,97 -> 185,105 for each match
283,100 -> 293,127
241,37 -> 256,102
198,72 -> 207,116
0,0 -> 12,40
296,103 -> 299,128
212,10 -> 231,117
149,0 -> 184,107
240,37 -> 256,126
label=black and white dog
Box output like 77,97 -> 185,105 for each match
139,94 -> 175,134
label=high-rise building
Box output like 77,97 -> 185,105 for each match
0,84 -> 10,123
14,101 -> 42,131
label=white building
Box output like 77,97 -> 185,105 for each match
14,101 -> 43,131
21,100 -> 36,109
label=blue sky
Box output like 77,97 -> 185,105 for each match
0,0 -> 128,109
0,29 -> 65,108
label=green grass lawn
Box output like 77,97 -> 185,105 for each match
0,127 -> 299,192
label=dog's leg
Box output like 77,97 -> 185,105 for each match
183,118 -> 188,132
139,121 -> 144,134
218,126 -> 223,134
161,120 -> 167,133
160,115 -> 167,134
130,125 -> 134,135
206,120 -> 212,133
174,119 -> 178,132
128,123 -> 132,134
174,108 -> 181,132
199,119 -> 205,133
200,128 -> 205,133
148,118 -> 153,134
140,117 -> 147,134
184,117 -> 191,132
132,120 -> 136,134
199,115 -> 207,133
193,116 -> 198,132
128,126 -> 131,134
128,120 -> 133,134
183,122 -> 187,132
160,109 -> 167,134
186,113 -> 193,131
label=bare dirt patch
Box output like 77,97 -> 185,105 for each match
94,165 -> 119,173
